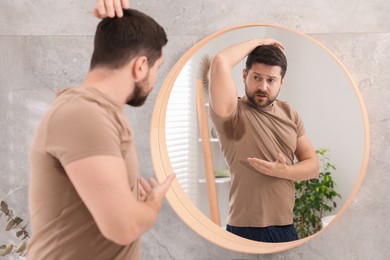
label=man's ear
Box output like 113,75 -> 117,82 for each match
242,68 -> 248,83
132,56 -> 148,82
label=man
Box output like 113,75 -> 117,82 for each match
209,39 -> 320,242
28,6 -> 175,259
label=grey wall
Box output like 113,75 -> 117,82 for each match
0,0 -> 389,259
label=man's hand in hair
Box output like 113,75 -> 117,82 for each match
93,0 -> 130,18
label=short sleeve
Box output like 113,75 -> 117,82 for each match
294,109 -> 306,138
46,100 -> 122,166
209,101 -> 240,135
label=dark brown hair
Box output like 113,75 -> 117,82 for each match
245,45 -> 287,78
90,9 -> 167,70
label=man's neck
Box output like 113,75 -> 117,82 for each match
82,68 -> 134,109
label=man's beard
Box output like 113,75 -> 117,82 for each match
126,71 -> 151,107
126,82 -> 149,107
245,83 -> 279,108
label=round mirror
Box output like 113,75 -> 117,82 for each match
151,24 -> 369,253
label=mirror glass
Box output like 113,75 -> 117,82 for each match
151,24 -> 369,253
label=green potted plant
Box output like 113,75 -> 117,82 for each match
293,148 -> 342,238
0,200 -> 29,257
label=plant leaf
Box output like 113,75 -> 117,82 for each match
14,216 -> 23,224
5,219 -> 16,231
0,201 -> 8,212
1,244 -> 13,256
12,217 -> 23,229
14,241 -> 27,254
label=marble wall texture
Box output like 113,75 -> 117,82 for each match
0,0 -> 389,259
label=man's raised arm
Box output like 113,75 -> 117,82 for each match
209,38 -> 284,117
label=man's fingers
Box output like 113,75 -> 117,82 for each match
95,0 -> 106,17
139,188 -> 146,198
152,174 -> 176,190
164,174 -> 176,186
276,153 -> 287,164
121,0 -> 130,9
102,0 -> 115,18
138,179 -> 146,193
273,41 -> 285,51
92,8 -> 104,19
148,177 -> 158,188
94,0 -> 130,19
139,177 -> 151,192
262,38 -> 285,51
148,174 -> 175,187
247,157 -> 266,165
158,174 -> 176,193
247,157 -> 259,168
138,181 -> 147,201
113,0 -> 124,17
247,157 -> 271,171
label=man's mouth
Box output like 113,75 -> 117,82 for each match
256,93 -> 267,98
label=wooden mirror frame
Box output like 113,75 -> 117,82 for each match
150,23 -> 370,254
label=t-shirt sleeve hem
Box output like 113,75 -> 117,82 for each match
60,150 -> 123,166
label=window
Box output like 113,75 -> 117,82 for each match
165,61 -> 198,201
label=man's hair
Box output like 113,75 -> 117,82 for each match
90,9 -> 168,70
245,45 -> 287,78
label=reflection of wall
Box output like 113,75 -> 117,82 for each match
1,1 -> 389,259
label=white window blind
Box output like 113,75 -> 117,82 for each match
165,61 -> 198,201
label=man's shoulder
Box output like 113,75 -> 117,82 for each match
46,88 -> 114,130
53,87 -> 116,116
274,99 -> 297,112
274,99 -> 293,108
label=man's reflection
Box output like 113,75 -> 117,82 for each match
208,38 -> 320,242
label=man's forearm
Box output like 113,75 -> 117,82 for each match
212,39 -> 264,68
112,174 -> 175,245
91,193 -> 161,246
115,200 -> 160,245
279,158 -> 320,181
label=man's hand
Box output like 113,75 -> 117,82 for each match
256,38 -> 285,52
247,153 -> 288,178
138,174 -> 176,211
138,178 -> 147,202
93,0 -> 130,19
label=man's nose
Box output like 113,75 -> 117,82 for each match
257,80 -> 268,91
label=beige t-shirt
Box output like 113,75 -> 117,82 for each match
210,97 -> 305,227
28,87 -> 140,259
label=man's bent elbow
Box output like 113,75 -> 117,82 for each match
103,229 -> 138,246
211,53 -> 229,69
100,224 -> 140,246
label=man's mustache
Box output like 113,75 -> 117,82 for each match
254,90 -> 268,97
